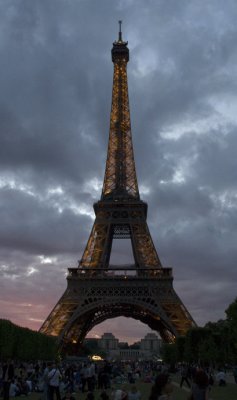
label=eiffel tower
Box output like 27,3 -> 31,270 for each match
40,23 -> 196,345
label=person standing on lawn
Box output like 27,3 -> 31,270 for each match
2,360 -> 15,400
48,363 -> 62,400
233,366 -> 237,384
179,364 -> 191,388
187,369 -> 209,400
148,373 -> 174,400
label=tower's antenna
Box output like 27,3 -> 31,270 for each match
118,20 -> 122,41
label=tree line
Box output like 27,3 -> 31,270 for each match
0,319 -> 57,360
162,297 -> 237,365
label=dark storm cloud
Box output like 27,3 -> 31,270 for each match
0,187 -> 92,254
0,0 -> 237,342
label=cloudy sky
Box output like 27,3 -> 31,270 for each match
0,0 -> 237,344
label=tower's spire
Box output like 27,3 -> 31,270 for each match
118,20 -> 122,41
102,25 -> 139,200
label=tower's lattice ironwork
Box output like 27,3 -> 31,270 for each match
40,23 -> 196,346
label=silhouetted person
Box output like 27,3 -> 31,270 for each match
2,361 -> 15,400
189,369 -> 209,400
48,363 -> 61,400
180,365 -> 191,388
149,373 -> 174,400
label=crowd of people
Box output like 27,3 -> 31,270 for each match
0,359 -> 236,400
149,364 -> 236,400
0,359 -> 158,400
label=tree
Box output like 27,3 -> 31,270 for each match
225,297 -> 237,361
225,298 -> 237,336
175,336 -> 186,362
205,319 -> 234,364
184,328 -> 209,363
0,319 -> 57,360
161,343 -> 176,364
0,319 -> 17,359
198,336 -> 217,366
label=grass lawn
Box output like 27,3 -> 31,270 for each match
171,373 -> 237,400
172,381 -> 237,400
207,383 -> 237,400
12,377 -> 237,400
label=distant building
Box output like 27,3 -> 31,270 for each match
140,333 -> 161,359
100,332 -> 119,350
96,332 -> 162,361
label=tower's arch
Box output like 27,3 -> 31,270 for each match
59,298 -> 177,345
